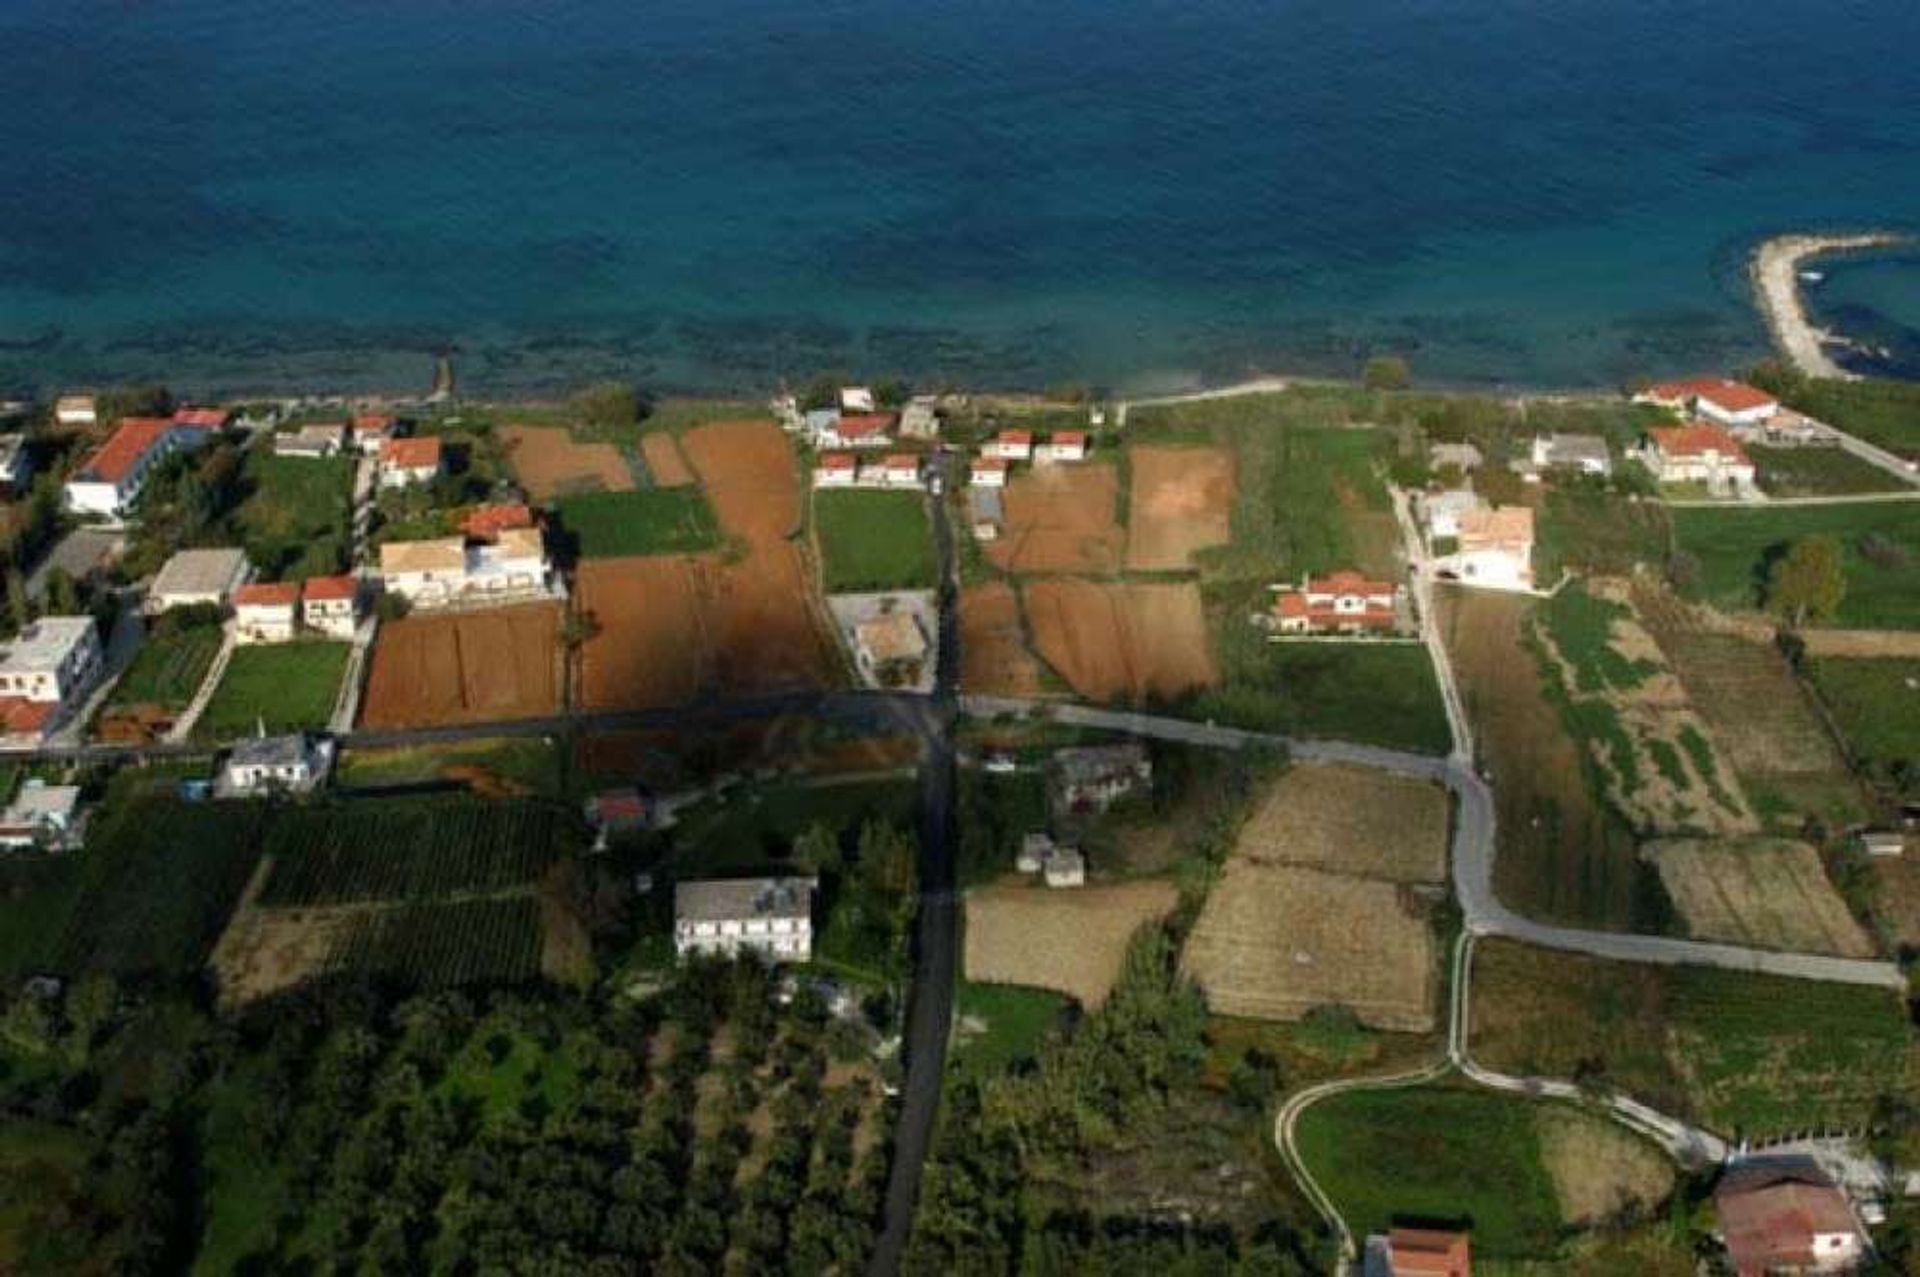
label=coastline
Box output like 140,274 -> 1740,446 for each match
1750,231 -> 1907,379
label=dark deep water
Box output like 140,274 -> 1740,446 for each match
1,0 -> 1916,397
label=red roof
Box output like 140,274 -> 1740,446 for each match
233,582 -> 299,608
172,407 -> 228,428
1645,377 -> 1776,414
838,413 -> 896,439
353,413 -> 397,433
462,503 -> 534,542
75,419 -> 175,484
820,453 -> 858,471
381,436 -> 443,470
300,575 -> 357,603
972,457 -> 1009,473
1309,570 -> 1396,599
884,453 -> 920,469
590,789 -> 650,827
1717,1165 -> 1861,1274
1275,592 -> 1311,619
1386,1228 -> 1470,1276
1051,430 -> 1088,447
995,429 -> 1033,447
0,698 -> 57,736
1651,423 -> 1751,463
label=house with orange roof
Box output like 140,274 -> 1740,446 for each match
1636,377 -> 1778,429
461,503 -> 535,543
233,582 -> 301,644
814,453 -> 859,488
879,454 -> 923,487
171,406 -> 230,430
379,435 -> 444,489
63,417 -> 213,518
1435,505 -> 1535,591
1269,570 -> 1400,635
1035,430 -> 1088,464
1364,1227 -> 1471,1276
300,575 -> 361,639
969,456 -> 1010,488
814,412 -> 897,450
351,414 -> 400,455
1714,1158 -> 1865,1276
1642,422 -> 1756,491
981,429 -> 1033,462
0,616 -> 102,745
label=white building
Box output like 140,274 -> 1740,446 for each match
274,423 -> 350,458
378,436 -> 444,488
377,528 -> 551,609
1420,488 -> 1483,540
674,877 -> 816,962
1637,378 -> 1778,428
62,418 -> 200,519
898,396 -> 941,440
0,616 -> 102,707
146,547 -> 251,615
222,732 -> 333,797
814,412 -> 895,450
0,781 -> 85,851
351,414 -> 399,455
1528,433 -> 1612,478
232,582 -> 300,644
1034,431 -> 1088,464
1427,441 -> 1483,474
53,395 -> 96,428
1641,424 -> 1756,491
1435,506 -> 1535,591
1042,846 -> 1086,888
813,453 -> 858,487
839,386 -> 876,413
981,430 -> 1033,462
969,457 -> 1009,488
300,576 -> 360,639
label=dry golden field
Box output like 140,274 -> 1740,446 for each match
1646,838 -> 1876,958
964,878 -> 1178,1007
1235,762 -> 1449,883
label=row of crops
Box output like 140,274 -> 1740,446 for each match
326,897 -> 543,988
260,798 -> 566,907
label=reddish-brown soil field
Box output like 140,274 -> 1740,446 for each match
640,432 -> 695,487
1024,579 -> 1216,701
361,603 -> 562,728
500,425 -> 634,500
1126,445 -> 1235,570
958,582 -> 1046,696
985,463 -> 1123,575
578,421 -> 835,709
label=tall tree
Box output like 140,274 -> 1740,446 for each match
1766,535 -> 1846,628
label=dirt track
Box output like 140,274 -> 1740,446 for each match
1126,445 -> 1235,570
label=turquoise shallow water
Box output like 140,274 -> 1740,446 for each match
0,0 -> 1915,396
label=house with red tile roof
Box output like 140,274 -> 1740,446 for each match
982,429 -> 1034,462
1714,1159 -> 1865,1276
969,456 -> 1010,488
1364,1227 -> 1471,1276
1434,505 -> 1536,591
813,453 -> 859,488
300,575 -> 360,639
1036,430 -> 1089,463
1643,423 -> 1756,489
0,616 -> 102,744
378,436 -> 445,489
1636,377 -> 1778,428
814,412 -> 897,450
351,414 -> 400,454
1270,570 -> 1399,634
461,503 -> 534,543
63,417 -> 214,519
171,406 -> 230,430
879,454 -> 923,487
233,582 -> 301,644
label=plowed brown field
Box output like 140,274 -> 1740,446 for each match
1024,579 -> 1215,701
501,425 -> 633,500
641,432 -> 695,487
680,420 -> 804,540
958,582 -> 1045,696
361,602 -> 562,728
985,463 -> 1123,574
1126,445 -> 1235,570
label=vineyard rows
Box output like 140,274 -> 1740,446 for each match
327,897 -> 543,987
260,799 -> 564,907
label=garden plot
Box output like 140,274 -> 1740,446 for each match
1645,837 -> 1876,958
1533,580 -> 1756,835
963,878 -> 1177,1007
985,463 -> 1124,575
501,424 -> 635,499
1125,445 -> 1235,571
1233,762 -> 1448,883
1023,579 -> 1215,701
957,582 -> 1046,697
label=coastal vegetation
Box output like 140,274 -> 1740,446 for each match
1671,503 -> 1920,628
232,451 -> 356,581
813,489 -> 937,592
1748,365 -> 1920,460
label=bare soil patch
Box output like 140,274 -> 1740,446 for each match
964,877 -> 1178,1007
1235,763 -> 1448,883
986,463 -> 1124,574
680,420 -> 804,542
1535,1107 -> 1675,1226
1024,579 -> 1215,701
958,582 -> 1045,696
1125,445 -> 1235,570
361,602 -> 562,728
1646,837 -> 1876,957
1184,863 -> 1436,1031
640,432 -> 694,486
501,425 -> 634,500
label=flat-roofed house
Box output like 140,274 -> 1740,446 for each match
1714,1158 -> 1865,1277
300,575 -> 360,639
853,611 -> 928,679
146,547 -> 251,615
969,457 -> 1009,488
1035,431 -> 1088,464
674,876 -> 817,962
1428,441 -> 1483,474
0,434 -> 32,497
0,616 -> 102,742
0,780 -> 85,851
1270,570 -> 1399,634
379,436 -> 444,488
898,396 -> 940,440
1436,506 -> 1535,591
378,537 -> 467,606
982,430 -> 1033,462
1528,432 -> 1612,478
1643,423 -> 1756,490
54,395 -> 96,428
274,422 -> 349,458
465,526 -> 549,601
233,581 -> 300,644
63,418 -> 185,518
221,731 -> 333,797
814,453 -> 858,487
1637,378 -> 1778,428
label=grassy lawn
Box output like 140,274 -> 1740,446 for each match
1295,1084 -> 1565,1260
337,737 -> 564,797
1806,656 -> 1920,779
951,981 -> 1071,1079
196,642 -> 350,739
1470,937 -> 1917,1138
660,778 -> 919,877
553,488 -> 720,559
1749,445 -> 1910,496
1192,625 -> 1452,754
1535,489 -> 1670,579
106,620 -> 223,709
815,489 -> 935,592
232,452 -> 355,581
1671,502 -> 1920,628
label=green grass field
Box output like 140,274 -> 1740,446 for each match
1295,1085 -> 1565,1259
1671,503 -> 1920,628
1472,938 -> 1916,1137
1535,489 -> 1671,579
106,621 -> 223,709
232,452 -> 356,581
662,778 -> 919,877
1807,656 -> 1920,779
814,489 -> 935,592
196,642 -> 350,739
337,736 -> 564,796
1756,373 -> 1920,461
553,488 -> 720,558
1193,624 -> 1452,754
950,982 -> 1071,1079
1749,445 -> 1910,497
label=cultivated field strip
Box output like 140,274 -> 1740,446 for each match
259,799 -> 563,907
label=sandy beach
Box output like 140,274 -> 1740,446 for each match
1751,232 -> 1905,379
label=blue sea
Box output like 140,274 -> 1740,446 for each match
1,0 -> 1916,397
